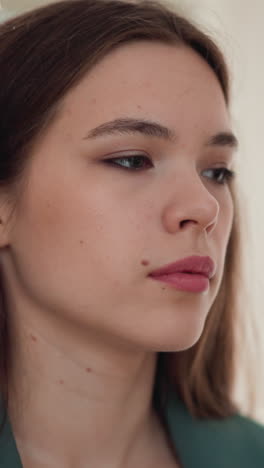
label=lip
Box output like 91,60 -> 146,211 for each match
148,255 -> 216,293
148,255 -> 216,280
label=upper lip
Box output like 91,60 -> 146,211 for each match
148,255 -> 216,279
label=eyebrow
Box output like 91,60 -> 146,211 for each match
83,117 -> 239,149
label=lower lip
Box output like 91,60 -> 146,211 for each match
149,272 -> 209,293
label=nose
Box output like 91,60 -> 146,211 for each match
162,173 -> 219,235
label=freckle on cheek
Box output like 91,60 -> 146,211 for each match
141,259 -> 149,266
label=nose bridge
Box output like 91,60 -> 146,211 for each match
163,167 -> 219,233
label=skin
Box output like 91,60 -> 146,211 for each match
0,41 -> 235,468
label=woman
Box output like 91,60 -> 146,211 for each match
0,0 -> 263,467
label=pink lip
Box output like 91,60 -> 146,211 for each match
148,255 -> 215,293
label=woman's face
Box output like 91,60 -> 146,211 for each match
2,42 -> 236,352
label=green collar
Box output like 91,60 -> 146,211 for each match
165,388 -> 264,468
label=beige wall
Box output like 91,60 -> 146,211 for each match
1,0 -> 52,9
1,0 -> 264,422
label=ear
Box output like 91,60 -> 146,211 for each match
0,201 -> 14,248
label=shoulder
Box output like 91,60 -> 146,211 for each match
195,411 -> 264,465
0,404 -> 22,467
218,412 -> 264,462
165,390 -> 264,468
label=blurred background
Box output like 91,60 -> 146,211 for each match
1,0 -> 264,422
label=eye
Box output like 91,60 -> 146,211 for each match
104,155 -> 235,185
104,154 -> 153,171
202,167 -> 235,185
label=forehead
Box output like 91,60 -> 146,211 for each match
58,41 -> 230,139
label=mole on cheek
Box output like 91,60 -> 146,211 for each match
30,334 -> 37,342
86,367 -> 92,373
141,259 -> 149,266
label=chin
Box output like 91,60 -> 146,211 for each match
157,332 -> 204,352
141,320 -> 207,353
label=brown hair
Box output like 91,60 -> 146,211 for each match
0,0 -> 247,432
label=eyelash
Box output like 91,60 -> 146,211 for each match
104,155 -> 235,185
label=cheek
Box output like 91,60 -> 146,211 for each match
217,189 -> 234,243
11,173 -> 143,305
224,192 -> 234,238
214,193 -> 234,282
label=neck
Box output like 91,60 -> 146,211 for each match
6,317 -> 170,468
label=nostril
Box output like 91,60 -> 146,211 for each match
206,222 -> 216,234
180,219 -> 196,229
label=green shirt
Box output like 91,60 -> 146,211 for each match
0,389 -> 263,467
